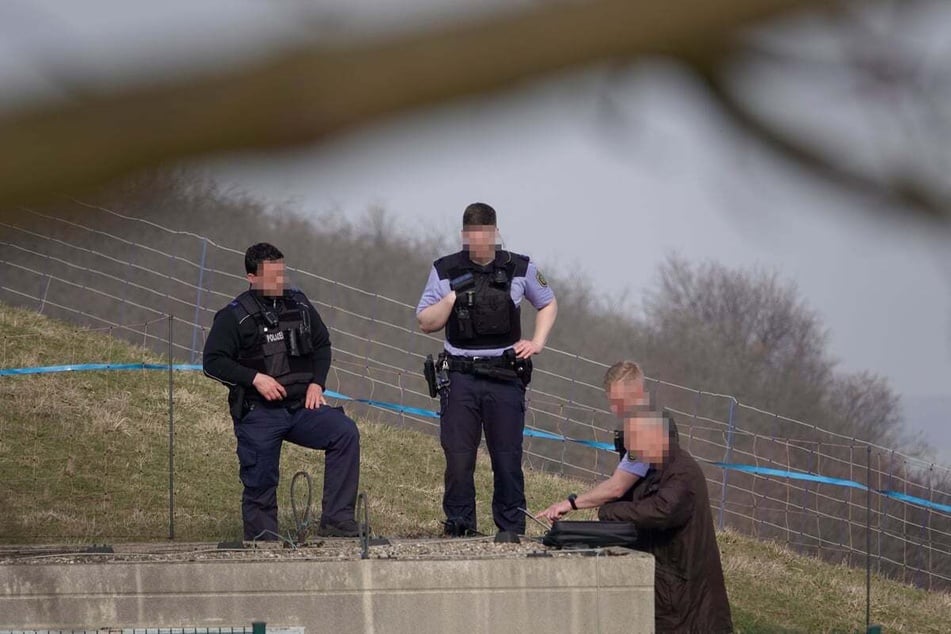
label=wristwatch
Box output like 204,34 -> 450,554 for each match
567,493 -> 578,510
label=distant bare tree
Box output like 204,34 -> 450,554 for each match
642,256 -> 834,420
826,370 -> 906,447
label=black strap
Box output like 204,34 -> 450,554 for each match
235,292 -> 263,322
446,355 -> 512,373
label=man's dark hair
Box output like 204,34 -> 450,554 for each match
245,243 -> 284,274
462,203 -> 497,227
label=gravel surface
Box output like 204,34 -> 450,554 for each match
0,538 -> 638,565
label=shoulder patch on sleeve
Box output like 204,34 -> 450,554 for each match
536,269 -> 549,287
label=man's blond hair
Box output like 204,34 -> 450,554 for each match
603,360 -> 644,391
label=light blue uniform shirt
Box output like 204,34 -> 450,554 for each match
416,255 -> 555,357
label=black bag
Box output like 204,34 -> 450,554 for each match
542,520 -> 639,549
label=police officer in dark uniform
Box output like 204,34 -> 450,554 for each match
417,203 -> 557,537
203,243 -> 361,540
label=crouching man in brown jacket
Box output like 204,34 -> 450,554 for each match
537,361 -> 733,634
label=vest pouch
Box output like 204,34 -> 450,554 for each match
296,308 -> 314,356
295,325 -> 313,356
286,326 -> 312,357
472,288 -> 511,336
262,339 -> 290,377
454,304 -> 476,339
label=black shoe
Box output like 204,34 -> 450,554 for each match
494,530 -> 520,544
442,518 -> 478,537
316,519 -> 362,538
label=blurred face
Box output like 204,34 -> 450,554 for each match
462,225 -> 498,263
606,378 -> 649,418
624,415 -> 669,464
247,259 -> 286,296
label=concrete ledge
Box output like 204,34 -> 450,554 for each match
0,551 -> 654,633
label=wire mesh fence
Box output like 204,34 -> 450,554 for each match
0,203 -> 948,590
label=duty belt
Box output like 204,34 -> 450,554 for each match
444,352 -> 532,386
445,354 -> 514,374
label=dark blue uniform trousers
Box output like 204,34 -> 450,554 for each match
234,404 -> 360,541
440,371 -> 526,534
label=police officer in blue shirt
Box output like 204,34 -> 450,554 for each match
417,203 -> 558,537
203,243 -> 361,541
535,361 -> 652,523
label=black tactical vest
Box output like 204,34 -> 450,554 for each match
435,250 -> 527,350
230,290 -> 315,390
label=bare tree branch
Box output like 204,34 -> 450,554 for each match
691,58 -> 951,223
0,0 -> 825,208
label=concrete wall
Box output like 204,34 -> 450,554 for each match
0,552 -> 654,633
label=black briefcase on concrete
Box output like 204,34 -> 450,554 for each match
542,520 -> 639,549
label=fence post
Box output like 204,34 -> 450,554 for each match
866,444 -> 871,632
717,397 -> 737,531
189,237 -> 208,364
926,464 -> 935,591
168,314 -> 175,540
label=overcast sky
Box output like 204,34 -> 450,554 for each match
3,0 -> 950,461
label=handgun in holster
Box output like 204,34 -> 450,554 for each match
424,353 -> 451,398
228,385 -> 247,422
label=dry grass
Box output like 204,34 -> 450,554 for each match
1,302 -> 948,632
720,529 -> 951,633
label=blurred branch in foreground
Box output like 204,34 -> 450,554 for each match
0,0 -> 823,209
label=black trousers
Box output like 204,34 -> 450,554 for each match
234,404 -> 360,540
439,371 -> 526,533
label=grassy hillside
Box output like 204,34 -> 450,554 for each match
1,302 -> 948,633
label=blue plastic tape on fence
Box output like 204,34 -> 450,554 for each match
4,362 -> 950,515
710,462 -> 869,490
324,390 -> 439,419
0,362 -> 203,375
709,461 -> 951,515
523,427 -> 615,452
879,491 -> 951,514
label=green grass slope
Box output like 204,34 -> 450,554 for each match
0,303 -> 948,633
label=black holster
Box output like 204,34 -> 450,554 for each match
513,356 -> 532,387
505,348 -> 533,387
228,385 -> 247,422
424,354 -> 438,398
423,353 -> 451,398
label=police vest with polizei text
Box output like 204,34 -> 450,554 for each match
435,250 -> 527,350
230,290 -> 314,388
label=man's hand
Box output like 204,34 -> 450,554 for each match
252,373 -> 286,401
513,339 -> 543,359
305,383 -> 328,409
536,499 -> 572,523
